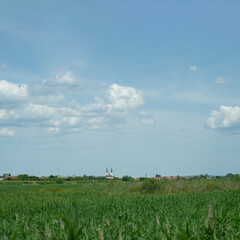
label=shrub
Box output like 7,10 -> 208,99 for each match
129,183 -> 142,193
122,176 -> 133,182
141,178 -> 160,194
233,174 -> 240,182
56,178 -> 64,184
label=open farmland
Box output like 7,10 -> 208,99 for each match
0,181 -> 240,239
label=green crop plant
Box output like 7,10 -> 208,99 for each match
0,182 -> 240,239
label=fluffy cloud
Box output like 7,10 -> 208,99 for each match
81,98 -> 107,112
50,116 -> 81,128
214,77 -> 228,85
189,65 -> 198,72
38,71 -> 87,94
2,103 -> 81,124
106,84 -> 144,111
81,83 -> 144,113
0,104 -> 82,131
0,128 -> 15,137
43,71 -> 76,86
47,127 -> 60,134
0,79 -> 145,134
10,103 -> 57,120
0,80 -> 28,100
205,106 -> 240,129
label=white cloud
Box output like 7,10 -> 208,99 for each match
106,84 -> 144,111
214,77 -> 228,85
0,109 -> 10,120
47,127 -> 60,134
10,103 -> 57,120
0,128 -> 15,137
52,116 -> 81,127
1,103 -> 81,129
0,80 -> 28,100
205,106 -> 240,129
6,104 -> 82,127
43,71 -> 76,86
0,78 -> 145,134
88,117 -> 104,124
81,98 -> 107,112
39,71 -> 87,94
189,65 -> 198,72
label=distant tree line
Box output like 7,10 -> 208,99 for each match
2,174 -> 121,183
1,173 -> 240,183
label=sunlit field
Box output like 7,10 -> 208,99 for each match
0,180 -> 240,239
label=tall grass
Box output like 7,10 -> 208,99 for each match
130,177 -> 240,195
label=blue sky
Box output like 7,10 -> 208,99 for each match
1,0 -> 240,177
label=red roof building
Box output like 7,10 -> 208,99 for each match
6,176 -> 18,179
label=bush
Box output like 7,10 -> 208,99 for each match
141,178 -> 160,194
233,174 -> 240,182
129,183 -> 142,193
226,173 -> 234,178
122,176 -> 133,182
55,178 -> 64,184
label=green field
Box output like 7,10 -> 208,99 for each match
0,181 -> 240,239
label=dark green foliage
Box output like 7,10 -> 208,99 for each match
122,175 -> 133,182
233,174 -> 240,182
18,174 -> 40,181
3,173 -> 11,177
55,178 -> 64,184
226,173 -> 234,178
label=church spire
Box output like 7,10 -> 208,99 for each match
106,168 -> 114,179
106,168 -> 109,178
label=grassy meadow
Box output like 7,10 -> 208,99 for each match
0,179 -> 240,239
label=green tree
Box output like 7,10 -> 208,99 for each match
122,175 -> 133,182
55,178 -> 64,184
3,173 -> 11,177
226,173 -> 234,178
18,174 -> 29,180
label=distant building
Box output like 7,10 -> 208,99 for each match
40,176 -> 48,179
0,176 -> 5,181
6,176 -> 18,180
106,168 -> 114,179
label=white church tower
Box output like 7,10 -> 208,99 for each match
106,168 -> 114,179
110,168 -> 114,179
106,168 -> 109,178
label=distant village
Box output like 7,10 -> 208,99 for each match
0,169 -> 235,182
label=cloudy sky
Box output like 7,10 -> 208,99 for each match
1,0 -> 240,177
